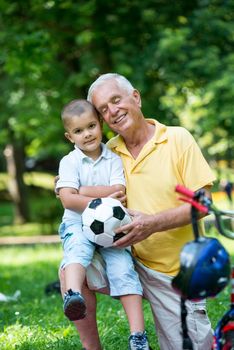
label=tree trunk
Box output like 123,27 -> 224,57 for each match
3,143 -> 30,224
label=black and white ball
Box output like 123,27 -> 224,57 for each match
82,197 -> 132,247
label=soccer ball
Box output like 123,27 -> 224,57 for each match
82,197 -> 132,247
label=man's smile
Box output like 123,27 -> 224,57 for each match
113,113 -> 126,124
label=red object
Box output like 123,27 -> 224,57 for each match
175,184 -> 195,198
231,269 -> 234,305
175,185 -> 208,213
222,321 -> 234,333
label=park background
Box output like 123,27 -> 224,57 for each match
0,1 -> 234,349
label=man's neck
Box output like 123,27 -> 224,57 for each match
124,121 -> 155,159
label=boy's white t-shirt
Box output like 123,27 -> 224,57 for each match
56,143 -> 126,223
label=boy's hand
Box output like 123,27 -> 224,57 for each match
109,191 -> 127,207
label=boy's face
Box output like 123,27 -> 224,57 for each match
65,110 -> 102,159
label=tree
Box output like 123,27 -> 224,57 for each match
0,0 -> 233,222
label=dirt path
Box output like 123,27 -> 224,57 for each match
0,235 -> 60,246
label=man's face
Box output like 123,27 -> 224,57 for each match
91,80 -> 141,135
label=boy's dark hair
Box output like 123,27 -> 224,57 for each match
61,99 -> 101,129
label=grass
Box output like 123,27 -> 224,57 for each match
0,245 -> 233,350
0,244 -> 157,350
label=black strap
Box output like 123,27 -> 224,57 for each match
181,297 -> 194,350
191,205 -> 200,241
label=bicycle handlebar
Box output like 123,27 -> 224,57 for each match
175,185 -> 195,199
175,185 -> 234,240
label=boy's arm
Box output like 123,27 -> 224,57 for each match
59,184 -> 126,213
79,184 -> 127,206
79,184 -> 125,197
58,187 -> 92,212
57,150 -> 127,211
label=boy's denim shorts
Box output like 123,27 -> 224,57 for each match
59,221 -> 96,269
59,221 -> 143,297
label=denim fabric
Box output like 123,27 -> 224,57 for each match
59,222 -> 142,297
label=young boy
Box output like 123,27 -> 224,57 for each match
56,99 -> 150,350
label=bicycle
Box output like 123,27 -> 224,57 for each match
172,184 -> 234,350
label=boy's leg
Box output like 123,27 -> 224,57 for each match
100,248 -> 142,297
121,294 -> 150,350
101,248 -> 150,349
65,262 -> 86,292
63,263 -> 86,321
60,222 -> 96,321
120,294 -> 145,333
60,268 -> 103,350
135,260 -> 213,350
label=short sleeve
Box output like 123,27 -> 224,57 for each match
177,129 -> 216,191
56,155 -> 80,190
108,153 -> 126,186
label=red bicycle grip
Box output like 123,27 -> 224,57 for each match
175,185 -> 195,198
178,197 -> 209,213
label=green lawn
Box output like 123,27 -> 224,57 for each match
0,244 -> 233,350
0,245 -> 157,350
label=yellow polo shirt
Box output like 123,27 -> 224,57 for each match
107,119 -> 216,276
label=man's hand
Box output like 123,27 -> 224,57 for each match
113,209 -> 154,248
108,190 -> 127,207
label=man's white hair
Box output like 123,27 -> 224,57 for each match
87,73 -> 135,102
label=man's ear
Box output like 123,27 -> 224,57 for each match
133,89 -> 142,107
64,132 -> 74,143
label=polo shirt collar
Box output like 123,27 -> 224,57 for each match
74,143 -> 110,161
148,119 -> 168,144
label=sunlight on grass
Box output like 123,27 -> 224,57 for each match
1,245 -> 62,266
0,172 -> 55,191
0,323 -> 79,350
0,223 -> 58,237
24,172 -> 55,190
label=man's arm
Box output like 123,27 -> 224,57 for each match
113,186 -> 212,248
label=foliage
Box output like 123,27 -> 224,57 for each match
0,172 -> 63,233
0,0 -> 234,167
1,0 -> 233,224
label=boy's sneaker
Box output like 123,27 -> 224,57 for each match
63,289 -> 86,321
128,331 -> 150,350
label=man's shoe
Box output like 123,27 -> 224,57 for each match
63,289 -> 86,321
128,331 -> 150,350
